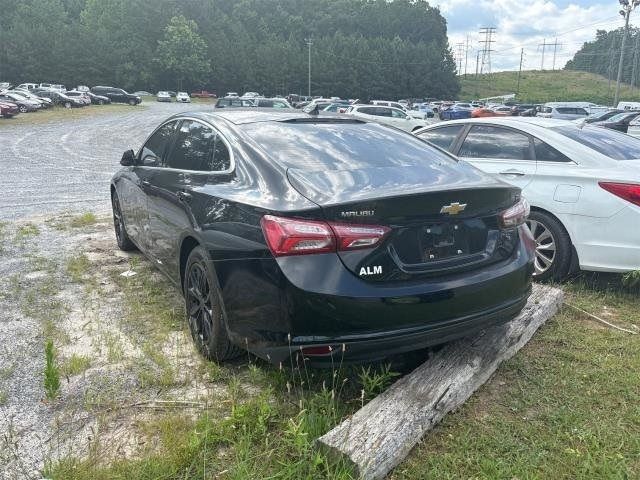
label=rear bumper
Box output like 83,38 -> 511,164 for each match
252,290 -> 530,365
218,228 -> 534,365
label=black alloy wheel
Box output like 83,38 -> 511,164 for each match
184,246 -> 240,362
111,191 -> 136,251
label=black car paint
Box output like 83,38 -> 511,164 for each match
592,111 -> 640,133
91,86 -> 141,104
111,110 -> 534,364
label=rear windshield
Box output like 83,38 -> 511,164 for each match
552,125 -> 640,160
241,121 -> 457,170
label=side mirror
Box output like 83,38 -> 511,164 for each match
120,149 -> 136,166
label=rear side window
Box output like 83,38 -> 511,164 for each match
167,120 -> 216,171
357,107 -> 376,115
533,138 -> 571,162
552,125 -> 640,160
240,121 -> 457,170
459,125 -> 533,160
140,121 -> 178,166
417,125 -> 464,151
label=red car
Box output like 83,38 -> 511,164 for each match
0,100 -> 19,118
190,90 -> 216,98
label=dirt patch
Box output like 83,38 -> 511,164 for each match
0,214 -> 232,479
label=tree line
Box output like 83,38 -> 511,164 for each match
0,0 -> 459,100
566,27 -> 640,87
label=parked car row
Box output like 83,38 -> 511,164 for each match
156,91 -> 192,103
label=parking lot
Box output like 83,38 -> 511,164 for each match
0,102 -> 197,221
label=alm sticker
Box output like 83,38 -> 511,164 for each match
359,265 -> 382,276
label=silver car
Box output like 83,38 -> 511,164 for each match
537,106 -> 588,120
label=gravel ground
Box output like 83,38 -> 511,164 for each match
0,103 -> 220,479
0,101 -> 198,221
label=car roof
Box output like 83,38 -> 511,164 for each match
431,117 -> 571,129
167,108 -> 351,125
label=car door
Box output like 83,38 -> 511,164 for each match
452,124 -> 537,191
147,119 -> 233,279
390,107 -> 412,131
119,120 -> 179,251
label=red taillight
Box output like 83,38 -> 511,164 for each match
261,215 -> 390,257
329,223 -> 391,251
261,215 -> 335,256
599,182 -> 640,207
499,198 -> 530,228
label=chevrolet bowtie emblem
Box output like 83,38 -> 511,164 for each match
440,202 -> 467,215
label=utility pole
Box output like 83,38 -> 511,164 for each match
464,35 -> 471,76
549,38 -> 563,70
456,42 -> 465,74
609,33 -> 618,91
539,38 -> 547,70
632,33 -> 639,91
475,50 -> 480,77
305,37 -> 313,98
517,48 -> 524,94
615,0 -> 640,107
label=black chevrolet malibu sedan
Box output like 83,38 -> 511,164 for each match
111,109 -> 535,365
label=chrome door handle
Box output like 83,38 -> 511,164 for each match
141,180 -> 151,187
499,169 -> 526,176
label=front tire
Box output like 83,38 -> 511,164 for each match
19,105 -> 27,113
128,99 -> 136,106
111,191 -> 136,251
526,210 -> 572,282
184,247 -> 241,362
64,101 -> 71,109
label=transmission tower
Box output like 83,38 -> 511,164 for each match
478,27 -> 496,74
456,42 -> 465,74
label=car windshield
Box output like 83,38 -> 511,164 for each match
607,112 -> 637,122
241,121 -> 457,170
552,125 -> 640,160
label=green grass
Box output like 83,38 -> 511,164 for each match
69,212 -> 98,228
66,253 -> 91,283
44,340 -> 61,400
61,354 -> 91,377
15,222 -> 40,241
0,104 -> 143,127
459,69 -> 640,105
392,274 -> 640,480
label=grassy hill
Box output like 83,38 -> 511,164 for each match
458,70 -> 640,105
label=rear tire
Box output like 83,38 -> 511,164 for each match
111,191 -> 137,251
99,100 -> 104,105
184,246 -> 242,362
526,210 -> 572,282
64,101 -> 71,109
19,105 -> 27,113
128,99 -> 136,106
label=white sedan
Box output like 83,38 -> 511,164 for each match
345,104 -> 433,132
415,117 -> 640,280
176,91 -> 191,103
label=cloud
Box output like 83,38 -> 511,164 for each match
435,0 -> 631,72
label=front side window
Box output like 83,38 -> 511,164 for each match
139,121 -> 178,167
417,125 -> 464,151
458,125 -> 533,160
376,107 -> 392,117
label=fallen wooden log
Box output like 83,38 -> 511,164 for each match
317,284 -> 564,480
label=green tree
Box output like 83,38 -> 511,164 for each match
156,15 -> 211,91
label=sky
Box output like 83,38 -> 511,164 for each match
434,0 -> 638,72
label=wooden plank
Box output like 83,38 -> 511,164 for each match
317,284 -> 564,480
